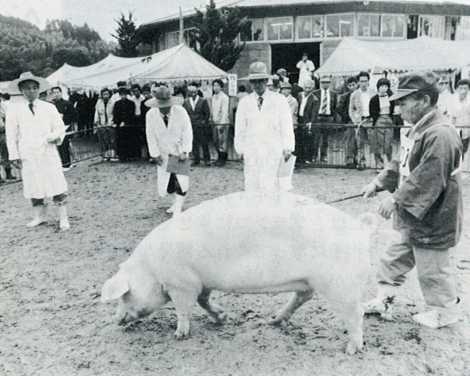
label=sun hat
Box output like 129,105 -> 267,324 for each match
8,72 -> 50,94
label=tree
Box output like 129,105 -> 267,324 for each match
188,0 -> 251,71
112,12 -> 139,57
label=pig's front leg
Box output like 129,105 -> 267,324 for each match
268,289 -> 313,325
168,288 -> 198,340
197,288 -> 227,324
340,302 -> 364,355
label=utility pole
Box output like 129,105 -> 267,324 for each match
179,6 -> 184,44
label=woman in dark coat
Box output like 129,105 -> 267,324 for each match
369,78 -> 395,169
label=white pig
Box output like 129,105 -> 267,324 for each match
101,192 -> 372,354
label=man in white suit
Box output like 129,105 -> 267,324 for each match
6,72 -> 70,230
145,86 -> 193,216
235,62 -> 295,193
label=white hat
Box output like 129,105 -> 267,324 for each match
8,71 -> 50,95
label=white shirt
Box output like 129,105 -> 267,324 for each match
299,93 -> 311,118
449,94 -> 470,138
360,91 -> 371,117
296,60 -> 315,88
131,95 -> 145,116
189,96 -> 199,111
211,91 -> 229,125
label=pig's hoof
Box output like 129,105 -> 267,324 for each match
174,327 -> 190,340
267,317 -> 287,326
345,340 -> 363,355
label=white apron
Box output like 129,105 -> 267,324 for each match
5,99 -> 67,199
145,105 -> 193,197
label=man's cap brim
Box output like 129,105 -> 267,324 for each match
389,89 -> 419,102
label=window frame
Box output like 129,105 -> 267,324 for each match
325,13 -> 355,39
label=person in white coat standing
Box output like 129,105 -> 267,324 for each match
146,86 -> 193,216
6,72 -> 70,230
235,62 -> 295,193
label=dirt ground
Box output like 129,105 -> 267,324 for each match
1,161 -> 470,376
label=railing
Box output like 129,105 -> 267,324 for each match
2,122 -> 469,185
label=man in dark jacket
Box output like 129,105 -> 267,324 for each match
113,87 -> 136,161
362,74 -> 463,329
296,78 -> 319,165
51,86 -> 76,170
183,82 -> 211,166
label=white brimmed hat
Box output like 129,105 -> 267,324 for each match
8,71 -> 50,94
242,62 -> 270,81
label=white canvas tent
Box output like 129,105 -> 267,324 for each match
316,37 -> 470,76
48,44 -> 228,89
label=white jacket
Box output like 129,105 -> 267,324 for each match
235,91 -> 294,192
146,105 -> 193,197
6,99 -> 68,199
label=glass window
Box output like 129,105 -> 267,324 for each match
297,16 -> 312,39
312,16 -> 324,38
419,15 -> 445,38
297,15 -> 324,39
358,14 -> 380,37
240,18 -> 264,42
326,14 -> 354,38
267,17 -> 293,41
382,14 -> 405,38
456,16 -> 470,40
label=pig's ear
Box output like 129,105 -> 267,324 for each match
101,271 -> 130,303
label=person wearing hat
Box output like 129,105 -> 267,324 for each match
235,61 -> 295,192
145,85 -> 193,216
276,68 -> 289,84
362,73 -> 463,329
313,75 -> 338,163
5,72 -> 70,230
280,81 -> 298,129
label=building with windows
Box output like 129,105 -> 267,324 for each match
138,0 -> 470,81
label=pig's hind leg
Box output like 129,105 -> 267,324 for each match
268,289 -> 314,326
197,288 -> 227,324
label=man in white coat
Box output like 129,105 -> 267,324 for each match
6,72 -> 70,230
235,62 -> 295,193
145,86 -> 193,216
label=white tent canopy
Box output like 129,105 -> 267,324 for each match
47,44 -> 228,89
315,37 -> 470,76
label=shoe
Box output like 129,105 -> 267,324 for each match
58,206 -> 71,231
204,161 -> 211,167
191,161 -> 200,167
364,285 -> 397,317
110,157 -> 119,162
172,195 -> 185,217
345,162 -> 356,168
27,206 -> 47,228
166,194 -> 177,214
357,162 -> 366,171
412,298 -> 463,329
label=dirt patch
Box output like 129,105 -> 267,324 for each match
1,161 -> 469,376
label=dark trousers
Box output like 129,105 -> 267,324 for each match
295,125 -> 318,162
315,116 -> 335,160
117,126 -> 141,161
462,136 -> 470,160
192,126 -> 211,163
58,134 -> 72,168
